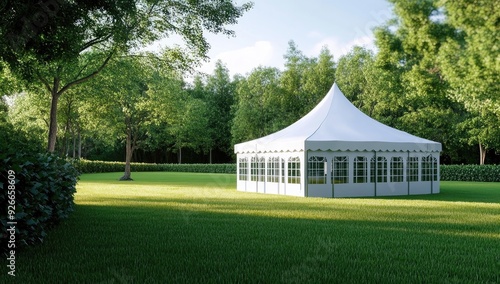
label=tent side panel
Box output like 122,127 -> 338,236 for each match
409,181 -> 431,195
376,183 -> 407,196
333,183 -> 374,197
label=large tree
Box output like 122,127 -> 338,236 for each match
83,54 -> 188,180
0,0 -> 252,152
438,0 -> 500,164
371,0 -> 465,160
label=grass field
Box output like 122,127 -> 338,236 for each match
8,172 -> 500,283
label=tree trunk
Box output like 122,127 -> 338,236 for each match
479,143 -> 486,165
77,128 -> 82,159
72,130 -> 76,158
178,147 -> 182,164
120,129 -> 134,181
47,91 -> 60,153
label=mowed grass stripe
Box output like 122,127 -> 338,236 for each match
10,172 -> 500,283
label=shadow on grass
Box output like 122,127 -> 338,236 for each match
370,181 -> 500,204
13,196 -> 500,284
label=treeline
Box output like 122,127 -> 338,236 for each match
2,0 -> 499,165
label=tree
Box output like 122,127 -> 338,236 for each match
371,0 -> 465,161
438,0 -> 500,164
302,47 -> 336,109
83,54 -> 180,180
169,96 -> 211,164
204,60 -> 236,162
231,67 -> 282,145
279,41 -> 312,123
335,46 -> 375,111
0,0 -> 252,152
8,92 -> 49,147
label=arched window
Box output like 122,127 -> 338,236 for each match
288,157 -> 301,184
308,156 -> 326,184
332,156 -> 348,184
250,157 -> 258,181
390,157 -> 403,182
407,157 -> 419,182
354,156 -> 367,183
372,156 -> 387,183
422,156 -> 438,181
238,158 -> 248,181
267,157 -> 280,183
258,157 -> 265,182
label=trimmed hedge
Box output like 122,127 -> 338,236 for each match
72,159 -> 500,182
72,159 -> 236,174
440,165 -> 500,182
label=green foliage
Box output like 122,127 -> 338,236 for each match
438,0 -> 500,154
440,165 -> 500,182
1,116 -> 78,251
72,159 -> 236,174
1,153 -> 79,249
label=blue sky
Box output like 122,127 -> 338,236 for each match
154,0 -> 395,78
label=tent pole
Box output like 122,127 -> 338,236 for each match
431,154 -> 434,194
407,151 -> 410,195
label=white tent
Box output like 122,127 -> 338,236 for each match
234,83 -> 441,197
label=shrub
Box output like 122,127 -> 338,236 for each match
440,165 -> 500,182
72,159 -> 237,174
1,119 -> 79,252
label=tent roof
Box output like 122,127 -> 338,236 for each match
234,83 -> 442,154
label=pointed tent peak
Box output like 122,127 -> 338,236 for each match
234,82 -> 442,154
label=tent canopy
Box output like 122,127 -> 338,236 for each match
234,83 -> 442,154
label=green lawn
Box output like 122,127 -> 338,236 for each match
10,172 -> 500,283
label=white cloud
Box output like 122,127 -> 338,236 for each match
198,41 -> 275,77
309,35 -> 376,59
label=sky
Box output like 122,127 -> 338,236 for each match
151,0 -> 395,78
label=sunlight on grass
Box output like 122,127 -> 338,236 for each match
11,172 -> 500,283
76,172 -> 500,241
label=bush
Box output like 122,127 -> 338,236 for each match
1,119 -> 79,252
440,164 -> 500,182
72,159 -> 236,174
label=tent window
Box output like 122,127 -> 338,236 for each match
281,158 -> 285,183
376,156 -> 387,183
258,157 -> 265,182
390,157 -> 404,182
370,157 -> 375,183
332,156 -> 348,184
407,157 -> 419,182
288,157 -> 300,184
238,158 -> 248,181
422,156 -> 437,181
250,157 -> 258,181
354,156 -> 367,183
267,157 -> 280,183
432,157 -> 438,181
308,156 -> 327,184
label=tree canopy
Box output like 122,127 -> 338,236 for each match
2,0 -> 499,165
0,0 -> 252,152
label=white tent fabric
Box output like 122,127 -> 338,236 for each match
234,83 -> 441,154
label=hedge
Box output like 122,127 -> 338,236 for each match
72,159 -> 500,182
72,159 -> 236,174
440,165 -> 500,182
1,152 -> 79,252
